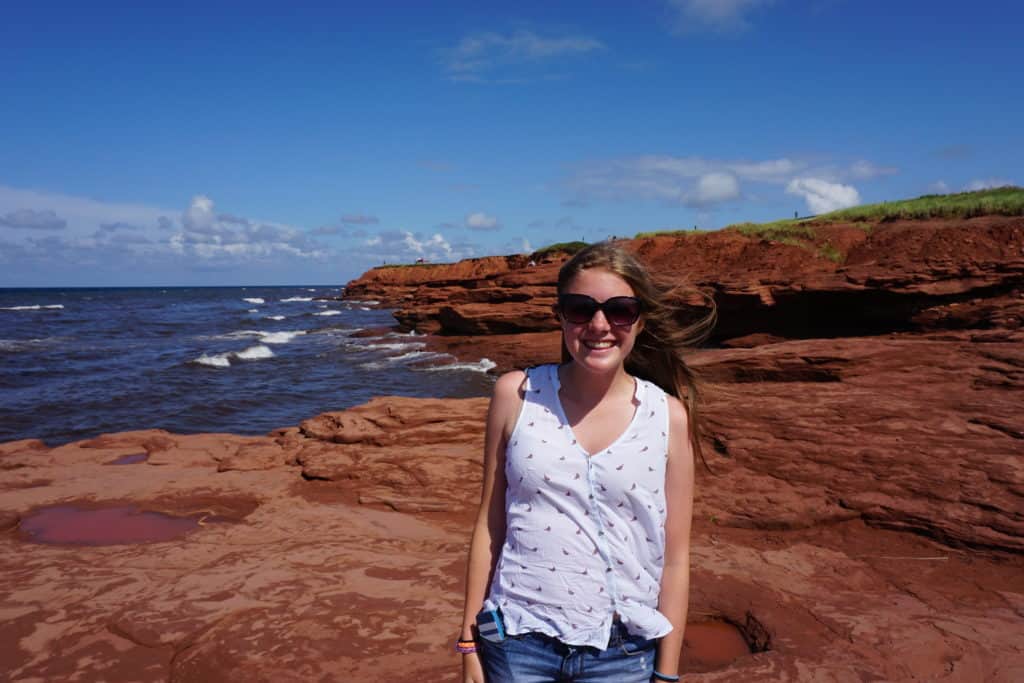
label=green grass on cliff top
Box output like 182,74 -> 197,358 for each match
371,261 -> 449,270
626,187 -> 1023,263
531,241 -> 588,260
634,227 -> 711,238
633,187 -> 1023,241
824,185 -> 1024,221
728,186 -> 1024,239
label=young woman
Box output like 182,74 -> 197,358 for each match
458,242 -> 712,683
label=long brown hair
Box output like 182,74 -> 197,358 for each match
557,242 -> 716,463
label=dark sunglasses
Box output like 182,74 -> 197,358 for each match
557,293 -> 643,327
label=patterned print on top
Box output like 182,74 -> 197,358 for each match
483,364 -> 673,649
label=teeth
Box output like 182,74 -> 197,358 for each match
585,341 -> 614,349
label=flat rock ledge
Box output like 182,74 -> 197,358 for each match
2,327 -> 1022,681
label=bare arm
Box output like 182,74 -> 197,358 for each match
459,371 -> 524,681
654,396 -> 696,677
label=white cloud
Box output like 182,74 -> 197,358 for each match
341,213 -> 379,225
0,185 -> 175,230
928,180 -> 951,194
0,208 -> 67,230
170,195 -> 326,263
0,186 -> 330,272
849,160 -> 898,180
570,155 -> 802,196
183,195 -> 215,232
668,0 -> 773,34
688,172 -> 740,206
565,154 -> 898,211
964,178 -> 1015,191
728,158 -> 803,182
443,30 -> 605,81
786,177 -> 861,214
466,211 -> 500,231
566,155 -> 802,206
361,229 -> 476,264
98,222 -> 142,233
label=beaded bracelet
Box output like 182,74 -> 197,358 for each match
455,639 -> 478,654
652,671 -> 680,682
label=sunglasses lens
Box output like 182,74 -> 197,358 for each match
560,295 -> 597,324
604,297 -> 641,326
559,295 -> 640,326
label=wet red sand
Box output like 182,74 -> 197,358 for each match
106,452 -> 149,465
682,620 -> 754,672
19,504 -> 204,545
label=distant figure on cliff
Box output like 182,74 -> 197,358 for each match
458,243 -> 714,682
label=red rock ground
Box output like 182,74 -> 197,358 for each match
1,216 -> 1022,681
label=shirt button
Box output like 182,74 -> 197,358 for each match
598,530 -> 605,536
589,494 -> 594,500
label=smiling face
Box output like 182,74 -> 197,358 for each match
557,267 -> 643,376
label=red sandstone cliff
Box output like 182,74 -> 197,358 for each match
345,215 -> 1023,349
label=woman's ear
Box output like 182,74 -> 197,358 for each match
551,303 -> 561,321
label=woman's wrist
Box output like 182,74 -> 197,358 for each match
652,670 -> 680,682
455,637 -> 478,654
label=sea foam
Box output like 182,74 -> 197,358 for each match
361,341 -> 426,352
236,344 -> 275,360
1,304 -> 64,311
192,353 -> 232,368
280,296 -> 313,303
259,330 -> 305,344
418,358 -> 497,373
215,329 -> 305,344
357,350 -> 446,370
191,344 -> 275,368
242,298 -> 264,304
0,337 -> 58,352
314,310 -> 342,316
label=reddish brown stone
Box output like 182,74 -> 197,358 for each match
2,215 -> 1023,681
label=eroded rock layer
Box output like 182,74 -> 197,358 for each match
346,216 -> 1023,344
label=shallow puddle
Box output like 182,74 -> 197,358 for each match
106,453 -> 149,465
682,619 -> 753,672
19,504 -> 214,545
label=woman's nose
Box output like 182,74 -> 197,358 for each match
588,308 -> 611,330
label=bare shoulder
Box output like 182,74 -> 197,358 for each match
665,393 -> 689,432
493,369 -> 528,400
488,370 -> 528,428
665,394 -> 693,465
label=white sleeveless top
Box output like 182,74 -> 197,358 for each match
483,364 -> 674,649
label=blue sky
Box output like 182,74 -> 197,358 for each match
1,0 -> 1020,287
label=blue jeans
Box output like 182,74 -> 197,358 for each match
478,615 -> 656,683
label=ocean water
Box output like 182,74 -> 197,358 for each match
0,286 -> 495,445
